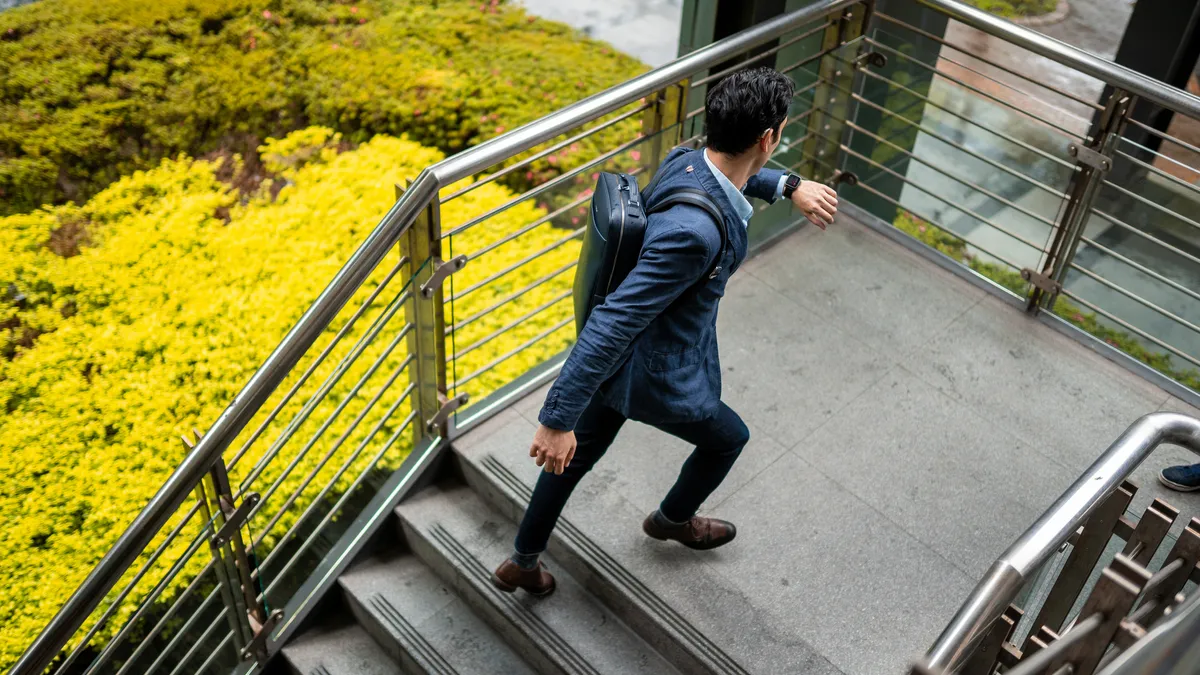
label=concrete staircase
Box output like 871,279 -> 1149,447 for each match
280,446 -> 746,675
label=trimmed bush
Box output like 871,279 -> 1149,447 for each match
963,0 -> 1058,18
0,127 -> 578,668
0,0 -> 646,215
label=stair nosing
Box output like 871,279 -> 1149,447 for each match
474,453 -> 752,675
423,522 -> 604,675
365,591 -> 459,675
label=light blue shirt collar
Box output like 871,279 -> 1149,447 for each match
703,149 -> 754,227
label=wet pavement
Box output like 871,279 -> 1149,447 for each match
515,0 -> 684,67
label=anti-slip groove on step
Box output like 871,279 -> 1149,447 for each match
478,455 -> 751,675
311,666 -> 333,675
367,593 -> 459,675
426,523 -> 603,675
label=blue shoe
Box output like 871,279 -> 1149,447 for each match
1159,464 -> 1200,492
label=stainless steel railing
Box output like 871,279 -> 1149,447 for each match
924,413 -> 1200,671
9,2 -> 860,673
16,0 -> 1200,672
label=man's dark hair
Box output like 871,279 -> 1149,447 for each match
704,67 -> 795,155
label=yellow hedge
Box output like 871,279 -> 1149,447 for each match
0,127 -> 578,668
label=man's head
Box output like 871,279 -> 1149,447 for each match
704,67 -> 795,170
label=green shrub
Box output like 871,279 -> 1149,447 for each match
962,0 -> 1058,18
0,127 -> 578,668
0,0 -> 646,216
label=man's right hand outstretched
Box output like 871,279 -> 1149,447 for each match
530,424 -> 577,475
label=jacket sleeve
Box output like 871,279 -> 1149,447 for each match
743,167 -> 788,203
538,219 -> 713,431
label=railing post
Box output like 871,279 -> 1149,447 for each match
1025,88 -> 1134,314
801,3 -> 869,182
641,80 -> 690,178
187,430 -> 280,667
396,184 -> 466,443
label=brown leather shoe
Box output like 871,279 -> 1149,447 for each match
491,559 -> 556,597
643,513 -> 737,550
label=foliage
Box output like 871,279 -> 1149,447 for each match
893,210 -> 1200,391
0,128 -> 579,668
962,0 -> 1058,18
0,0 -> 646,215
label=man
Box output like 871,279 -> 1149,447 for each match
491,67 -> 839,596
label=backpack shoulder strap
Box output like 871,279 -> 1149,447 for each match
647,188 -> 728,278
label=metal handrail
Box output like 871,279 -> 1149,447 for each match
9,1 -> 860,672
926,412 -> 1200,672
917,0 -> 1200,119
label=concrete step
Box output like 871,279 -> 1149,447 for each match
395,484 -> 681,675
339,553 -> 535,675
453,446 -> 752,675
281,622 -> 402,675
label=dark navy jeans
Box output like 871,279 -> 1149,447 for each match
513,396 -> 750,556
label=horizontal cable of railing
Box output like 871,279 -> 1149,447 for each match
856,66 -> 1076,171
874,11 -> 1103,113
864,36 -> 1088,141
833,54 -> 1073,199
439,102 -> 652,204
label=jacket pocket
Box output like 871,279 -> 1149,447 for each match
647,344 -> 704,372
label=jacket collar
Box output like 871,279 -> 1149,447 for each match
678,148 -> 742,230
701,149 -> 753,224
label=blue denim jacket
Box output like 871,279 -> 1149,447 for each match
539,147 -> 786,430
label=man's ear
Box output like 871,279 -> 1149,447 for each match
760,127 -> 775,152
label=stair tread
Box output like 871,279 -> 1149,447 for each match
341,554 -> 535,675
454,444 -> 753,675
397,484 -> 681,675
282,622 -> 403,675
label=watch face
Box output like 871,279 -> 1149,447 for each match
785,174 -> 801,196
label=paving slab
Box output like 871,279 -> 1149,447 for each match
709,451 -> 976,675
716,272 -> 893,450
748,217 -> 987,357
901,293 -> 1169,473
793,366 -> 1076,578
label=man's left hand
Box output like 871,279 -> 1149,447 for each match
790,180 -> 838,230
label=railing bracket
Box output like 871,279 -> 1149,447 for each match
1020,267 -> 1062,295
240,608 -> 284,662
427,392 -> 470,433
1067,143 -> 1111,172
829,170 -> 858,187
211,493 -> 260,548
420,255 -> 468,299
853,50 -> 887,69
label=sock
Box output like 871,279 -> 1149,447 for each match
510,550 -> 540,571
652,508 -> 687,529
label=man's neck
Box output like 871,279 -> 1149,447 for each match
704,147 -> 759,190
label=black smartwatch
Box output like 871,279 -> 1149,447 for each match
782,173 -> 802,200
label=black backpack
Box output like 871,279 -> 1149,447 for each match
573,170 -> 726,335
